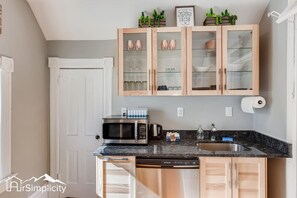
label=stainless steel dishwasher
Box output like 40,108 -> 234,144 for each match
136,157 -> 199,198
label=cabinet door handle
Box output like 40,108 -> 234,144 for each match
148,69 -> 151,91
218,68 -> 222,91
224,68 -> 227,90
235,162 -> 238,189
154,69 -> 157,91
228,162 -> 232,189
102,157 -> 129,162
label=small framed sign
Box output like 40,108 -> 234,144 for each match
175,6 -> 195,27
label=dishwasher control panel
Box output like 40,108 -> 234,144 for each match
162,159 -> 199,166
136,157 -> 199,169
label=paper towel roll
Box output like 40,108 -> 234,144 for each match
241,96 -> 266,113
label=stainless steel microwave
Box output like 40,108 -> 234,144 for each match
102,115 -> 148,145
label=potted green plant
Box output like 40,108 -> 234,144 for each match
138,10 -> 166,28
204,8 -> 217,26
152,9 -> 165,27
230,14 -> 238,25
204,8 -> 222,26
204,8 -> 238,26
139,12 -> 146,27
220,9 -> 237,25
221,9 -> 231,25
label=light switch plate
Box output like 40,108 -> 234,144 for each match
225,107 -> 233,117
177,107 -> 184,117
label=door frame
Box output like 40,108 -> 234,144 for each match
286,13 -> 297,198
48,57 -> 113,198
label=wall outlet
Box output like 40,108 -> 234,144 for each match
121,108 -> 127,116
177,107 -> 184,117
225,107 -> 233,117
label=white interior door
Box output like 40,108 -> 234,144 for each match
59,69 -> 103,198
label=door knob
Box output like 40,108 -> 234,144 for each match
95,135 -> 100,140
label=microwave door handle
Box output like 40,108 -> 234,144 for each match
135,121 -> 138,142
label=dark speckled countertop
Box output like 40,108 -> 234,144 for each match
93,130 -> 292,158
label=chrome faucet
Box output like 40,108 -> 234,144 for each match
210,123 -> 217,141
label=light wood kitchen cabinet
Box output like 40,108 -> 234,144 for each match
119,25 -> 259,96
118,27 -> 187,96
118,28 -> 152,96
187,26 -> 222,95
96,156 -> 136,198
187,25 -> 259,96
232,158 -> 266,198
222,25 -> 259,95
152,27 -> 187,96
200,157 -> 232,198
200,157 -> 266,198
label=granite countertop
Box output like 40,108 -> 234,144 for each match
93,131 -> 292,158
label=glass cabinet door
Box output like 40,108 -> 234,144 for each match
222,25 -> 259,95
152,27 -> 186,96
118,28 -> 152,96
187,26 -> 221,95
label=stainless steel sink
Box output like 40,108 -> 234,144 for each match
196,142 -> 250,152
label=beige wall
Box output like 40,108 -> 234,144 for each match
0,0 -> 49,197
256,0 -> 288,197
254,0 -> 288,141
48,40 -> 254,130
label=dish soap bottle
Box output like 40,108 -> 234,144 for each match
210,123 -> 217,141
196,125 -> 204,140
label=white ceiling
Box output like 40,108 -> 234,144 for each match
27,0 -> 270,40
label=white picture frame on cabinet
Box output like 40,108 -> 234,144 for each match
175,6 -> 195,27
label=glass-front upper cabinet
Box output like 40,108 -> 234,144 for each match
222,25 -> 259,95
118,28 -> 152,96
187,26 -> 222,95
152,27 -> 187,96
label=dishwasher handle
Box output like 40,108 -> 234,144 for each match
136,164 -> 200,169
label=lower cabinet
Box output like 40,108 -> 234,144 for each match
200,157 -> 267,198
96,156 -> 266,198
96,156 -> 136,198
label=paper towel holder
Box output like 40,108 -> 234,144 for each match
241,96 -> 266,114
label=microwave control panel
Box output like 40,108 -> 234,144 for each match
138,124 -> 147,139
